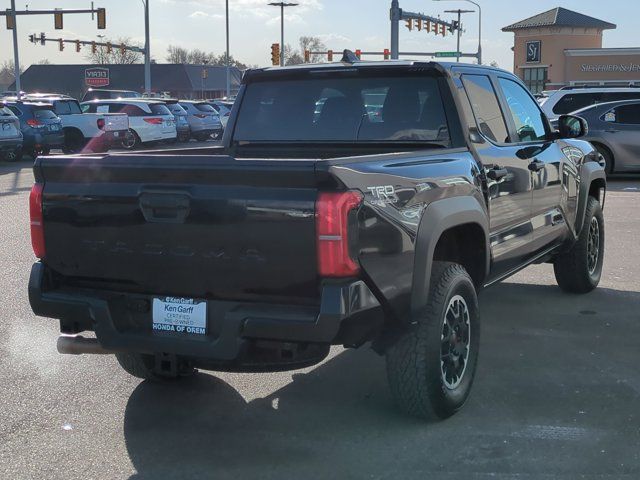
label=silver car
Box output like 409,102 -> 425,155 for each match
178,101 -> 223,141
572,100 -> 640,174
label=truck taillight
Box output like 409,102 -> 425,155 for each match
29,183 -> 45,259
316,191 -> 362,277
97,118 -> 105,130
143,117 -> 163,124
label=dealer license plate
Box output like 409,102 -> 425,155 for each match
152,297 -> 207,335
113,131 -> 120,137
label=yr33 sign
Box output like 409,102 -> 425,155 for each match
85,67 -> 110,87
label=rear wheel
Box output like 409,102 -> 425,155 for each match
121,129 -> 141,150
386,262 -> 480,420
553,196 -> 604,293
3,148 -> 22,162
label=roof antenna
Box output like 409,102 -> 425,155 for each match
341,49 -> 360,64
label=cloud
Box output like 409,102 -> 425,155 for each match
189,11 -> 224,19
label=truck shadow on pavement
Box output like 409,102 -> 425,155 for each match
123,282 -> 640,479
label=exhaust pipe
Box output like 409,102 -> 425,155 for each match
57,335 -> 113,355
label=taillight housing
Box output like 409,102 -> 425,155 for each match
316,191 -> 362,277
29,183 -> 45,259
26,118 -> 44,128
97,118 -> 105,130
143,117 -> 163,125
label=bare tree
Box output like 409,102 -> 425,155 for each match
166,45 -> 248,69
85,37 -> 143,65
36,59 -> 51,65
299,36 -> 327,63
0,60 -> 23,79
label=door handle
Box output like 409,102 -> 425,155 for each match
487,166 -> 508,181
528,159 -> 545,172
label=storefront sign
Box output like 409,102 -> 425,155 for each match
581,63 -> 640,72
526,41 -> 541,63
85,67 -> 110,87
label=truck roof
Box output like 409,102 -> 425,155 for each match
258,59 -> 504,74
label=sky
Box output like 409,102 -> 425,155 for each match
2,0 -> 640,72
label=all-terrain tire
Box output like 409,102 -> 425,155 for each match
553,196 -> 604,293
386,262 -> 480,420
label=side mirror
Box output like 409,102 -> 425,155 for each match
557,114 -> 588,139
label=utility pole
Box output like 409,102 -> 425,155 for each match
268,2 -> 298,66
10,0 -> 21,95
390,0 -> 400,60
143,0 -> 151,94
225,0 -> 230,98
445,9 -> 474,62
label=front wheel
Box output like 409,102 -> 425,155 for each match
553,196 -> 604,293
62,131 -> 86,154
386,262 -> 480,420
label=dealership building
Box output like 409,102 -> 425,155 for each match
503,7 -> 640,93
9,63 -> 242,100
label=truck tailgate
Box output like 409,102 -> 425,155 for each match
36,154 -> 321,303
102,113 -> 129,132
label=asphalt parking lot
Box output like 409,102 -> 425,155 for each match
1,156 -> 639,479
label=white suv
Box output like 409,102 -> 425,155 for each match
81,99 -> 177,149
541,87 -> 640,121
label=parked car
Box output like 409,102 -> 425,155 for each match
29,58 -> 606,421
21,94 -> 129,153
541,86 -> 640,122
178,101 -> 223,141
154,99 -> 190,142
81,99 -> 177,150
5,101 -> 63,158
81,89 -> 142,102
207,100 -> 233,128
0,103 -> 23,161
569,99 -> 640,174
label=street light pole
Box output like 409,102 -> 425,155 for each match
143,0 -> 151,94
390,0 -> 400,60
268,2 -> 298,67
10,0 -> 21,95
434,0 -> 482,64
225,0 -> 230,98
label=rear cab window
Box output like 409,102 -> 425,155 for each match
461,74 -> 510,144
234,72 -> 452,145
54,100 -> 82,115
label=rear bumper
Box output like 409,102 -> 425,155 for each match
0,137 -> 22,151
97,130 -> 128,148
29,263 -> 383,368
24,132 -> 64,148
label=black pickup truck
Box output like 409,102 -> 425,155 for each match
29,57 -> 606,420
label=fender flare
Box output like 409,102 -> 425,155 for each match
575,161 -> 606,236
410,195 -> 490,316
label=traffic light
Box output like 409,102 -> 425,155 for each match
405,19 -> 413,31
270,43 -> 280,66
6,10 -> 15,30
106,42 -> 112,54
449,20 -> 459,33
58,39 -> 64,51
40,32 -> 46,45
355,49 -> 362,59
441,23 -> 447,36
97,8 -> 106,30
28,34 -> 36,44
416,20 -> 422,31
91,41 -> 97,54
120,44 -> 126,55
425,21 -> 431,33
383,48 -> 390,60
54,11 -> 63,30
327,49 -> 333,62
76,40 -> 81,53
304,49 -> 310,63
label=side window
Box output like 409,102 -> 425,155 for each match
608,104 -> 640,125
54,101 -> 71,115
552,92 -> 603,115
96,105 -> 110,114
462,74 -> 510,143
498,78 -> 547,143
8,106 -> 21,116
